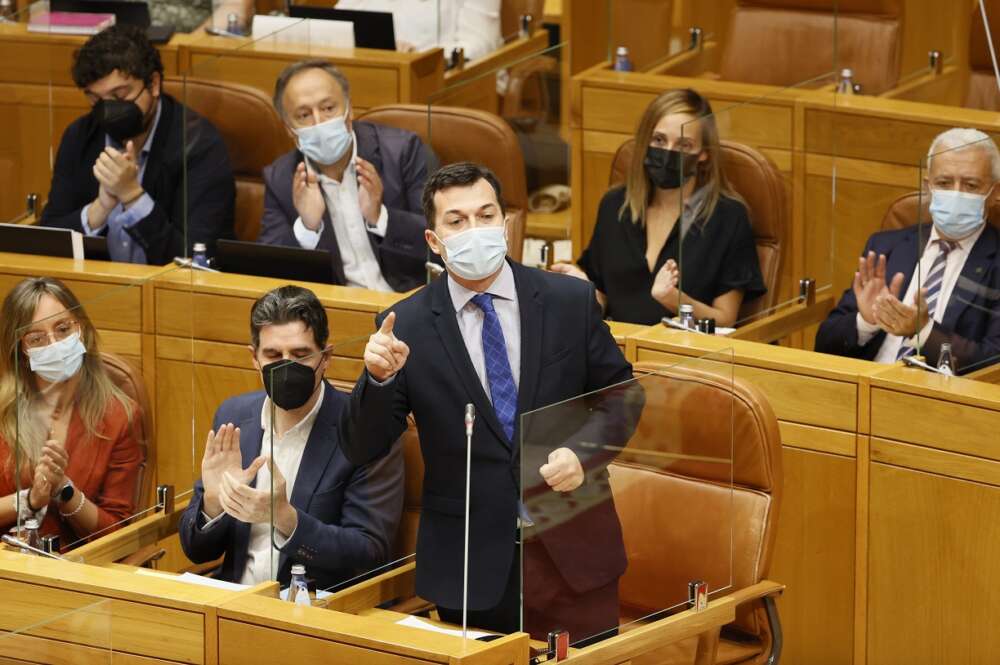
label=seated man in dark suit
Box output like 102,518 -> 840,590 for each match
179,285 -> 404,589
816,128 -> 1000,374
260,59 -> 434,293
40,25 -> 235,265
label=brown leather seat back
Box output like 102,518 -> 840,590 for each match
100,353 -> 153,511
880,190 -> 1000,231
609,138 -> 786,321
613,363 -> 782,640
718,0 -> 903,94
501,0 -> 543,41
358,104 -> 527,262
394,417 -> 425,559
162,78 -> 294,241
967,0 -> 1000,111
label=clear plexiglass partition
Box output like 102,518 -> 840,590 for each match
0,597 -> 111,662
520,349 -> 735,650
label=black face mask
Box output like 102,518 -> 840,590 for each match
92,87 -> 150,144
261,359 -> 319,411
643,146 -> 699,190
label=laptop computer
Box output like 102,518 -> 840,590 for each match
287,5 -> 395,50
214,239 -> 335,285
0,223 -> 83,259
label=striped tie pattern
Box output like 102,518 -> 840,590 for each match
897,239 -> 957,360
471,293 -> 518,442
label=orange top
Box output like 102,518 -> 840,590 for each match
0,396 -> 141,547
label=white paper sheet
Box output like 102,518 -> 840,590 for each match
251,15 -> 355,49
395,615 -> 495,641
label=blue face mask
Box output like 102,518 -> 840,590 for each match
434,223 -> 508,281
293,106 -> 352,166
929,188 -> 989,240
26,332 -> 86,383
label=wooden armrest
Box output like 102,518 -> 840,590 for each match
879,65 -> 961,104
444,30 -> 550,87
502,54 -> 559,120
386,596 -> 434,615
964,362 -> 1000,384
323,561 -> 416,614
722,580 -> 785,606
69,497 -> 190,566
183,555 -> 225,576
646,41 -> 719,77
118,543 -> 166,568
728,294 -> 835,344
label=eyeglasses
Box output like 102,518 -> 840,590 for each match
21,320 -> 79,350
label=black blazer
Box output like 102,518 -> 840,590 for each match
340,261 -> 637,611
178,383 -> 405,589
816,224 -> 1000,374
259,121 -> 435,292
39,94 -> 235,265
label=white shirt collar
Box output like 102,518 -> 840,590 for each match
447,260 -> 516,313
260,381 -> 325,439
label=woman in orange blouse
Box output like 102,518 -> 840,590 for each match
0,277 -> 141,546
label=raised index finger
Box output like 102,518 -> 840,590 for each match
379,311 -> 396,336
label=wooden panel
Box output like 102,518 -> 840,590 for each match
0,579 -> 203,663
871,387 -> 1000,462
635,348 -> 858,430
868,464 -> 1000,664
0,632 -> 166,665
871,437 -> 1000,489
780,421 -> 856,457
769,448 -> 856,665
0,275 -> 142,332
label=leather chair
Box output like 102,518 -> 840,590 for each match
393,416 -> 424,559
880,190 -> 1000,231
162,78 -> 294,242
706,0 -> 903,94
609,139 -> 786,322
616,362 -> 783,665
100,353 -> 153,513
966,0 -> 1000,111
358,104 -> 527,262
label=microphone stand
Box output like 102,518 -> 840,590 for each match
462,403 -> 475,642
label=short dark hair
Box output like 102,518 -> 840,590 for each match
273,59 -> 351,120
421,162 -> 505,229
250,285 -> 329,350
71,24 -> 163,89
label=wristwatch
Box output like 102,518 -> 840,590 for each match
57,479 -> 75,504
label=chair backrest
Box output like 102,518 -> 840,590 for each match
100,353 -> 153,512
609,138 -> 786,321
880,191 -> 1000,231
718,0 -> 903,94
358,104 -> 527,262
614,362 -> 782,643
393,416 -> 425,559
500,0 -> 543,41
162,78 -> 294,242
967,0 -> 1000,111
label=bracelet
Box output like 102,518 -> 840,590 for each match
26,490 -> 44,513
58,489 -> 86,518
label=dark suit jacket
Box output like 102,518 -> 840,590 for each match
178,382 -> 404,589
340,260 -> 637,611
259,121 -> 434,292
816,224 -> 1000,374
39,93 -> 235,265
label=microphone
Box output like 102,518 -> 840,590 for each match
465,403 -> 475,437
1,534 -> 66,560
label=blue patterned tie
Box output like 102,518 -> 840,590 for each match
897,239 -> 956,360
470,293 -> 518,442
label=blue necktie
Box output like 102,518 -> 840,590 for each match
470,293 -> 518,442
897,239 -> 956,360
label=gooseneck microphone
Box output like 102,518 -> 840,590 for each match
462,402 -> 475,640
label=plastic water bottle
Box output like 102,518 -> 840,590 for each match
0,0 -> 15,21
22,519 -> 40,554
288,564 -> 311,606
678,304 -> 695,330
836,68 -> 857,95
191,243 -> 209,269
613,46 -> 633,72
937,343 -> 955,376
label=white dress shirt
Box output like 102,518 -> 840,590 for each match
239,383 -> 324,586
292,132 -> 393,292
446,261 -> 521,397
857,225 -> 985,363
335,0 -> 503,61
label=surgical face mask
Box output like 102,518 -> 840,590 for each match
293,107 -> 352,166
261,359 -> 320,411
92,86 -> 151,144
25,332 -> 86,384
929,188 -> 989,240
644,146 -> 699,190
435,223 -> 508,281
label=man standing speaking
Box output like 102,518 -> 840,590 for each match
340,162 -> 635,641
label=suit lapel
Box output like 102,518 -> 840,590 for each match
889,226 -> 922,296
142,94 -> 175,200
942,225 -> 998,328
288,384 -> 338,511
512,263 -> 543,442
430,276 -> 508,446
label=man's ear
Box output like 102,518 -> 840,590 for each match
150,71 -> 162,98
425,228 -> 443,256
248,344 -> 260,372
345,104 -> 353,132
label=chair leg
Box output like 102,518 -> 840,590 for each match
694,627 -> 721,665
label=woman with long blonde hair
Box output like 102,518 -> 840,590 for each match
553,89 -> 765,326
0,277 -> 141,545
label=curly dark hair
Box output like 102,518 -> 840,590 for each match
71,24 -> 163,89
250,285 -> 329,351
421,162 -> 506,229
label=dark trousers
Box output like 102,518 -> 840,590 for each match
437,539 -> 620,645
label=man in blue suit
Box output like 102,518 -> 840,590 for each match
340,163 -> 639,643
179,285 -> 404,589
817,128 -> 1000,374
